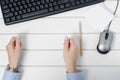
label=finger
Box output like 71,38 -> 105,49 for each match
8,37 -> 16,47
70,38 -> 76,46
15,38 -> 22,50
9,37 -> 16,43
70,38 -> 78,50
16,35 -> 22,47
20,40 -> 22,47
64,37 -> 69,52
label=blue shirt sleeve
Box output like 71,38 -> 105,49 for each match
66,70 -> 83,80
3,68 -> 21,80
3,68 -> 83,80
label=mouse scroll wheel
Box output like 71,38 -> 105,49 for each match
105,33 -> 109,40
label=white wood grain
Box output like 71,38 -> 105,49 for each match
0,34 -> 120,50
0,18 -> 120,33
0,50 -> 120,66
0,67 -> 120,80
0,0 -> 120,80
103,0 -> 120,17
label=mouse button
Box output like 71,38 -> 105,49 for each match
100,32 -> 105,37
107,32 -> 113,40
105,33 -> 109,40
100,32 -> 106,41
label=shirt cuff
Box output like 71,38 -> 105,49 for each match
66,70 -> 83,80
3,68 -> 21,80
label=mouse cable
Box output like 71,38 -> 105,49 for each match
106,0 -> 119,32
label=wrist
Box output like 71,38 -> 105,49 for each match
7,64 -> 19,73
66,66 -> 76,73
9,62 -> 19,68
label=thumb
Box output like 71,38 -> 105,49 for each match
8,37 -> 16,48
15,38 -> 21,50
70,38 -> 76,46
64,37 -> 69,52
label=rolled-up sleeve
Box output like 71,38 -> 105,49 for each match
66,70 -> 83,80
3,68 -> 21,80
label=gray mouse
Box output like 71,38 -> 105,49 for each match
97,30 -> 113,54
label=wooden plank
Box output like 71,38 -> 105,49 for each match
0,50 -> 120,66
0,34 -> 120,50
0,18 -> 120,33
103,0 -> 120,17
0,18 -> 82,33
0,67 -> 120,80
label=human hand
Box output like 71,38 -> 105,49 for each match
63,37 -> 79,73
6,36 -> 22,68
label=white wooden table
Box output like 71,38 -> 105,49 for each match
0,0 -> 120,80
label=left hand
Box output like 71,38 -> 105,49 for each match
6,36 -> 22,68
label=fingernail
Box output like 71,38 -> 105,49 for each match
64,36 -> 68,40
15,35 -> 20,39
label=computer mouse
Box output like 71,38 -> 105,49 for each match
97,30 -> 113,54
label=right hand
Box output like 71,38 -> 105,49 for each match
6,36 -> 22,68
63,37 -> 79,73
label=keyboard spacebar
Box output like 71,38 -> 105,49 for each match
22,9 -> 48,18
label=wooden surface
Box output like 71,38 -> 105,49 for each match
0,0 -> 120,80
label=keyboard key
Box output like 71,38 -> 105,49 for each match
10,0 -> 13,3
28,3 -> 32,7
17,1 -> 21,5
45,0 -> 50,3
13,2 -> 17,6
16,15 -> 21,20
8,4 -> 13,8
71,2 -> 76,6
41,0 -> 45,4
31,7 -> 35,11
14,12 -> 18,16
3,9 -> 10,13
2,5 -> 8,9
53,2 -> 57,6
21,0 -> 25,4
60,4 -> 65,9
22,9 -> 48,18
4,13 -> 13,18
23,5 -> 28,8
48,3 -> 53,7
18,10 -> 22,14
44,4 -> 49,8
49,7 -> 54,11
22,9 -> 27,13
40,5 -> 44,9
5,18 -> 10,23
35,6 -> 40,10
27,8 -> 31,12
1,1 -> 6,5
65,3 -> 70,7
76,1 -> 80,5
11,16 -> 16,21
15,7 -> 19,11
10,8 -> 15,12
19,6 -> 23,9
54,6 -> 59,10
37,1 -> 41,5
33,2 -> 37,6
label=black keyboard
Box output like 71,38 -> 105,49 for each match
0,0 -> 105,25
